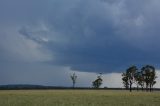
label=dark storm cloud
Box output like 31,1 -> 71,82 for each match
1,0 -> 160,74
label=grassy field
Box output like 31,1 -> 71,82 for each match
0,90 -> 160,106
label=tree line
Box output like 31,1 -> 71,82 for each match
70,65 -> 157,92
122,65 -> 157,92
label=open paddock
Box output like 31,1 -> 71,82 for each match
0,90 -> 160,106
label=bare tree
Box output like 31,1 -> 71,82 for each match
70,73 -> 77,88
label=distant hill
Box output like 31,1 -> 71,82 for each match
0,84 -> 70,90
0,84 -> 160,90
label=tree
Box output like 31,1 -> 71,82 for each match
138,71 -> 145,91
134,71 -> 141,91
126,66 -> 138,92
149,69 -> 156,92
141,65 -> 157,92
70,73 -> 77,88
122,73 -> 129,89
92,73 -> 103,88
122,65 -> 157,92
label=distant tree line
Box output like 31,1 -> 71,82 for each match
122,65 -> 157,92
70,65 -> 157,92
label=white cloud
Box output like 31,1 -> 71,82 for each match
154,70 -> 160,88
102,73 -> 122,88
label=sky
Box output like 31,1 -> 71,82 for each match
1,0 -> 160,88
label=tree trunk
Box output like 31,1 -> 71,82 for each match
152,85 -> 154,92
73,82 -> 75,88
146,84 -> 148,92
137,86 -> 139,92
129,83 -> 132,92
150,84 -> 152,92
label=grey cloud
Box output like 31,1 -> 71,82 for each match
1,0 -> 160,74
0,62 -> 72,86
1,0 -> 160,87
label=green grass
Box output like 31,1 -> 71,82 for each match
0,90 -> 160,106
